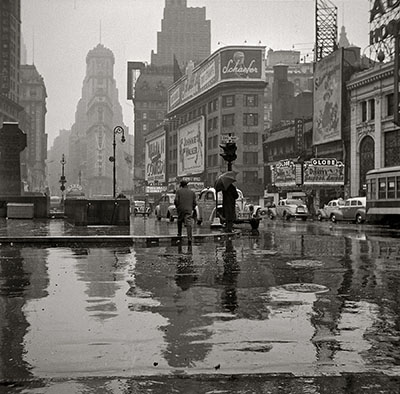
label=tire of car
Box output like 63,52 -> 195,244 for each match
168,213 -> 174,222
317,213 -> 323,221
283,211 -> 290,221
269,212 -> 274,220
331,214 -> 337,223
355,214 -> 363,224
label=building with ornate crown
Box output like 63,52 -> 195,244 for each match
67,44 -> 132,197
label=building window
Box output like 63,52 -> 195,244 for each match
243,152 -> 258,165
222,95 -> 235,107
243,133 -> 258,145
143,124 -> 147,131
361,101 -> 367,122
142,112 -> 147,119
243,171 -> 258,183
245,94 -> 258,107
385,130 -> 400,167
369,99 -> 375,120
387,93 -> 394,117
222,114 -> 235,127
243,113 -> 258,126
208,98 -> 218,113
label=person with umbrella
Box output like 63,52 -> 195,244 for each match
215,171 -> 238,233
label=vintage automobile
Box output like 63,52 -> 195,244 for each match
154,193 -> 178,222
329,196 -> 366,224
270,198 -> 309,220
317,198 -> 345,221
132,200 -> 151,216
194,187 -> 262,229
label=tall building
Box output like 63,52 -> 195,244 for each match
151,0 -> 210,68
129,0 -> 211,198
19,65 -> 47,193
0,0 -> 23,125
67,44 -> 131,197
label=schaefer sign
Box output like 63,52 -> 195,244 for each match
177,117 -> 205,177
168,46 -> 265,112
145,132 -> 166,184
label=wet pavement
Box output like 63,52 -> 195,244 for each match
1,216 -> 400,393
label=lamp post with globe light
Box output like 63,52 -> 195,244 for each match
109,126 -> 125,198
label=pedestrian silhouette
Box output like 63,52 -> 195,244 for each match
174,180 -> 197,244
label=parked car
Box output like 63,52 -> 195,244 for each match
132,200 -> 151,216
270,198 -> 309,220
195,187 -> 262,228
330,196 -> 366,224
50,196 -> 62,211
259,201 -> 276,217
154,193 -> 178,222
317,198 -> 345,221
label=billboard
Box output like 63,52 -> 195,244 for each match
145,132 -> 166,184
177,117 -> 205,177
303,158 -> 344,186
168,46 -> 265,112
220,49 -> 263,80
271,160 -> 296,187
313,49 -> 343,145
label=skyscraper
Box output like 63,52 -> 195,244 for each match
68,44 -> 131,197
129,0 -> 211,198
151,0 -> 210,68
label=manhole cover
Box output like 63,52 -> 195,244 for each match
287,259 -> 323,268
282,283 -> 329,293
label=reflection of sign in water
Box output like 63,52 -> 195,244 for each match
145,133 -> 165,183
177,118 -> 205,177
303,158 -> 344,185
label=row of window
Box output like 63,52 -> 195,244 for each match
360,93 -> 394,123
367,176 -> 400,200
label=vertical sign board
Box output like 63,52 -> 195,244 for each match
294,118 -> 304,153
0,123 -> 27,196
177,117 -> 205,178
313,49 -> 343,145
145,132 -> 166,184
394,33 -> 400,126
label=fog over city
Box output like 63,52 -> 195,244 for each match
21,0 -> 370,147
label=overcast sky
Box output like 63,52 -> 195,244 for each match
21,0 -> 370,148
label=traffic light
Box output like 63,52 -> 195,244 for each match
219,142 -> 237,163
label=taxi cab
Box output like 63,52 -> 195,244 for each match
154,193 -> 178,222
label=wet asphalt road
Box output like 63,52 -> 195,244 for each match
1,216 -> 400,393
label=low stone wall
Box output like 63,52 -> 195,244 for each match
0,195 -> 49,218
64,198 -> 130,226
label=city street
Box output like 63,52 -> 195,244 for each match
1,216 -> 400,393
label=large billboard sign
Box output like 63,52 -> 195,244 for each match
313,49 -> 342,145
145,132 -> 166,184
177,117 -> 205,177
168,46 -> 265,112
303,158 -> 344,186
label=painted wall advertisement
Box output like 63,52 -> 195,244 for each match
177,117 -> 205,178
313,49 -> 343,145
145,132 -> 166,184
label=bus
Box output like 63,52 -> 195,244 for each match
366,166 -> 400,227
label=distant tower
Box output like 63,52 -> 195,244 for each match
338,26 -> 350,48
151,0 -> 211,68
68,44 -> 130,197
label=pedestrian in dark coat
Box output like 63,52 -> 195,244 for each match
174,180 -> 197,243
222,183 -> 238,232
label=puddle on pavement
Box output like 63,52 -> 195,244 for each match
1,227 -> 400,382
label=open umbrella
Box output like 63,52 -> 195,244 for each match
215,171 -> 237,192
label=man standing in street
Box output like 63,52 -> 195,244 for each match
222,183 -> 238,232
174,180 -> 197,244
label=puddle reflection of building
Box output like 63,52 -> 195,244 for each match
73,247 -> 131,320
0,246 -> 49,381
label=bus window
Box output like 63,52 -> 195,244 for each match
397,177 -> 400,199
378,178 -> 386,199
388,177 -> 395,199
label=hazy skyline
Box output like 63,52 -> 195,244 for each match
21,0 -> 370,148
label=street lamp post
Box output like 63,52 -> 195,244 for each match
109,126 -> 125,198
59,154 -> 66,206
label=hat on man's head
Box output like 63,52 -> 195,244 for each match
180,179 -> 188,187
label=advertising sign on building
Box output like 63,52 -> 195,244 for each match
177,117 -> 205,177
303,158 -> 345,185
271,160 -> 296,187
145,131 -> 166,184
313,49 -> 343,145
0,3 -> 11,94
220,49 -> 263,80
168,46 -> 265,112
